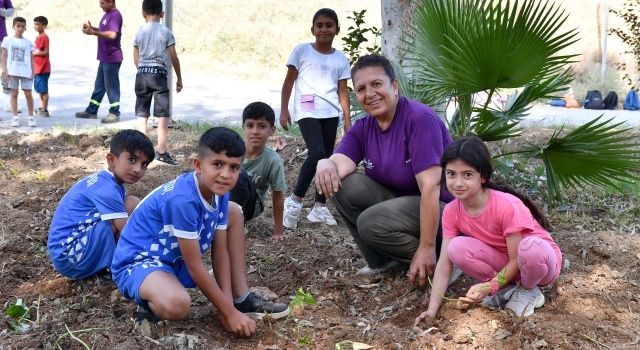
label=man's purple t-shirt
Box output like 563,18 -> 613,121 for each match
0,0 -> 13,40
97,8 -> 123,63
335,96 -> 453,201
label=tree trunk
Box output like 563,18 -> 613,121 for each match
381,0 -> 420,66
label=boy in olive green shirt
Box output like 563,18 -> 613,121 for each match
230,102 -> 286,240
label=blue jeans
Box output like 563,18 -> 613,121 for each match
85,61 -> 121,116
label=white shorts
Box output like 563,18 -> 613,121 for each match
8,76 -> 33,90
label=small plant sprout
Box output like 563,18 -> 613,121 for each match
33,171 -> 46,182
290,288 -> 316,310
297,336 -> 313,346
5,296 -> 41,333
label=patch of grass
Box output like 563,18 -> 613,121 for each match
178,119 -> 302,138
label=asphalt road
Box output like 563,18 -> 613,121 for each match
1,32 -> 639,135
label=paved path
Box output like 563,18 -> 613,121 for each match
0,32 -> 281,134
1,32 -> 639,134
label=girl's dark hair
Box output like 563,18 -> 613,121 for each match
312,8 -> 339,32
351,54 -> 396,82
441,136 -> 551,231
198,127 -> 245,158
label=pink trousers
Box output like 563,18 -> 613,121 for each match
447,236 -> 561,289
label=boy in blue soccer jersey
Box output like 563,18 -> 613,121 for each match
47,129 -> 155,280
111,127 -> 289,337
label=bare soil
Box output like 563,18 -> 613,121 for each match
0,129 -> 639,349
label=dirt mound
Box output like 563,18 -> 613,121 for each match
0,130 -> 638,349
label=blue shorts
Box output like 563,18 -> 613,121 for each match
34,73 -> 49,94
113,259 -> 195,307
49,220 -> 116,280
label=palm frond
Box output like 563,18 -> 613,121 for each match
519,116 -> 640,201
497,69 -> 574,119
473,109 -> 523,141
404,0 -> 579,100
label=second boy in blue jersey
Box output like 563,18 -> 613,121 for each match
112,127 -> 289,337
48,129 -> 154,280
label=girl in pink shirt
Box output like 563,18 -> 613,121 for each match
415,136 -> 562,323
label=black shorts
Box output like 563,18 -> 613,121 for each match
134,68 -> 170,118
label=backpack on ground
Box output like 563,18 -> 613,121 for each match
603,91 -> 618,110
584,90 -> 604,109
623,89 -> 640,111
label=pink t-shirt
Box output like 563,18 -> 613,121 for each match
442,189 -> 560,255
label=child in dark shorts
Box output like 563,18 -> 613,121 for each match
133,0 -> 183,165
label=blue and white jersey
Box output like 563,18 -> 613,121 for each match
112,171 -> 229,274
48,170 -> 127,265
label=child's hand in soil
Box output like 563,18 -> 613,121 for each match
459,282 -> 491,304
414,309 -> 437,327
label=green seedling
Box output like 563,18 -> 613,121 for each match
298,336 -> 313,346
8,167 -> 18,176
33,171 -> 46,181
5,297 -> 40,332
290,288 -> 316,309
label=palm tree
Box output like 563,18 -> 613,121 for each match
398,0 -> 639,202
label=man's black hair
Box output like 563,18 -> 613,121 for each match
198,127 -> 245,158
109,129 -> 155,161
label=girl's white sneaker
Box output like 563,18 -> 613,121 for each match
307,206 -> 337,225
505,286 -> 544,317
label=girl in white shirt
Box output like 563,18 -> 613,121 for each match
280,8 -> 351,230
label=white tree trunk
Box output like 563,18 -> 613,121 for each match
381,0 -> 420,66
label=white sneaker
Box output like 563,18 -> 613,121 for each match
482,284 -> 516,308
283,196 -> 302,230
10,116 -> 19,127
27,116 -> 36,127
307,206 -> 337,226
505,286 -> 545,317
356,260 -> 399,277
